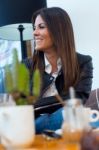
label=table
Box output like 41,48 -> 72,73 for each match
0,135 -> 80,150
1,132 -> 99,150
32,135 -> 80,150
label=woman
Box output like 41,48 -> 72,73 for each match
26,7 -> 93,133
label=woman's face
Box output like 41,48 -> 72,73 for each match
33,15 -> 54,52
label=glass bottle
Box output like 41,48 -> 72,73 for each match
62,87 -> 90,150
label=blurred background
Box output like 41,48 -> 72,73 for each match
47,0 -> 99,90
0,0 -> 99,92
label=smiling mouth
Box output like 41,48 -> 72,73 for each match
35,39 -> 43,45
35,40 -> 42,46
35,39 -> 42,42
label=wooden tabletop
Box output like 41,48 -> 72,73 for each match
0,130 -> 99,150
0,135 -> 80,150
32,135 -> 80,150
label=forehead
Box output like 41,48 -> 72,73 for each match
34,15 -> 45,25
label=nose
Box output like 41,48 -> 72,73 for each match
33,28 -> 40,36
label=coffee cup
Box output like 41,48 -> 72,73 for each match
0,105 -> 35,148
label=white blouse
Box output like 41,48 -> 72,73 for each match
43,55 -> 62,97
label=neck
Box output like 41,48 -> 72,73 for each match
45,51 -> 59,73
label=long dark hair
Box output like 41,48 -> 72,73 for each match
31,7 -> 80,92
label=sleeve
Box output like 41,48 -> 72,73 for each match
74,55 -> 93,104
34,55 -> 93,116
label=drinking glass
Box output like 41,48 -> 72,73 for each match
62,98 -> 90,150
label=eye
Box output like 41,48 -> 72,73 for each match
39,24 -> 46,29
33,23 -> 47,31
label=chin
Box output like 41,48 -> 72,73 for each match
35,47 -> 44,51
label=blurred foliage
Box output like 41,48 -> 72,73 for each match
4,48 -> 41,105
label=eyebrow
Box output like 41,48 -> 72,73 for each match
34,23 -> 46,27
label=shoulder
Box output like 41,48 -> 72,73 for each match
77,52 -> 92,63
77,52 -> 92,67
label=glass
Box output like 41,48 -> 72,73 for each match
62,98 -> 90,150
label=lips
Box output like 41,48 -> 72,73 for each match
35,38 -> 44,45
35,39 -> 42,42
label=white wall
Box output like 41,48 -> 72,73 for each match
47,0 -> 99,89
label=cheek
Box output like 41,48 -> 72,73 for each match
47,37 -> 54,47
45,33 -> 53,44
45,31 -> 53,44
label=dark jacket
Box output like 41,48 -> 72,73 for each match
24,53 -> 93,117
85,88 -> 99,110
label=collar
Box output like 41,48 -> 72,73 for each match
44,54 -> 62,74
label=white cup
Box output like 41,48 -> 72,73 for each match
62,106 -> 99,129
89,109 -> 99,122
0,105 -> 35,148
83,108 -> 99,123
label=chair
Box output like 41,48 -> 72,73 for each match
85,88 -> 99,110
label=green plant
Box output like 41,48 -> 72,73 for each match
4,48 -> 41,105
